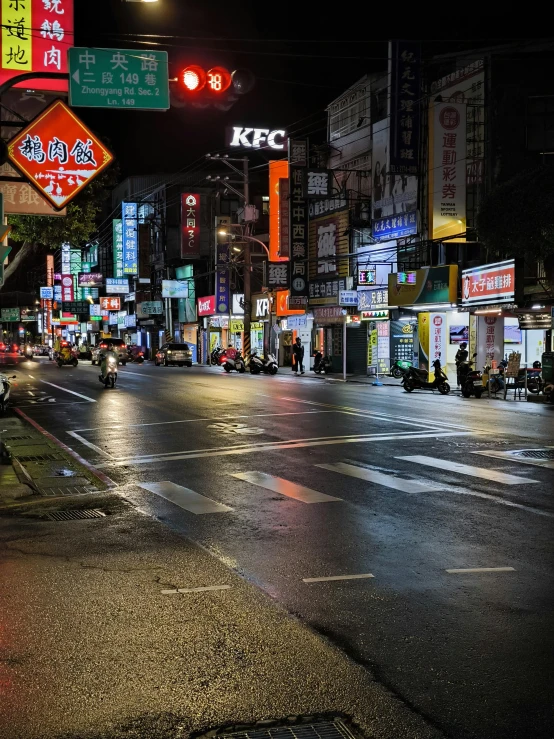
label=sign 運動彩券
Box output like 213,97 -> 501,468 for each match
68,48 -> 169,110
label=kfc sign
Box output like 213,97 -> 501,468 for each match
100,297 -> 121,311
227,127 -> 287,151
197,295 -> 216,316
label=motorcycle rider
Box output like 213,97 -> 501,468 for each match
100,349 -> 118,381
226,344 -> 237,360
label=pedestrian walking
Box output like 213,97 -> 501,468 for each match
292,337 -> 305,375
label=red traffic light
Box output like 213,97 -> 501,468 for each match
179,65 -> 231,94
180,65 -> 206,92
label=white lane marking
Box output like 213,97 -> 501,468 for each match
303,573 -> 374,583
278,397 -> 472,431
161,585 -> 231,594
33,379 -> 96,403
73,409 -> 330,433
27,374 -> 35,378
474,449 -> 554,470
138,481 -> 233,514
232,471 -> 342,503
440,484 -> 554,518
446,567 -> 515,574
96,431 -> 473,468
66,431 -> 114,459
317,462 -> 440,493
397,455 -> 538,486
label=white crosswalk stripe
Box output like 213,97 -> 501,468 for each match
317,462 -> 441,493
232,471 -> 342,503
396,456 -> 538,486
138,481 -> 233,514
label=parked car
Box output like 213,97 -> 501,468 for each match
91,338 -> 127,366
155,343 -> 193,367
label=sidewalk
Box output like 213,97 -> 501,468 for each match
0,485 -> 442,739
0,411 -> 111,508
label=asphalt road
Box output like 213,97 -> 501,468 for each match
6,356 -> 554,739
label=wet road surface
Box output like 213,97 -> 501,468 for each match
5,356 -> 554,738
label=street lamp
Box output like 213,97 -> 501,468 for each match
218,229 -> 269,257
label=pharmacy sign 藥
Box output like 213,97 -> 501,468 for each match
68,48 -> 170,110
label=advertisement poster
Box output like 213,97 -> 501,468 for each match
429,313 -> 447,365
372,120 -> 418,222
367,326 -> 378,370
391,319 -> 414,366
417,313 -> 429,371
377,321 -> 390,374
461,260 -> 517,306
477,315 -> 504,368
430,102 -> 466,240
388,265 -> 458,306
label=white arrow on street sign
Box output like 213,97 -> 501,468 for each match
72,69 -> 80,84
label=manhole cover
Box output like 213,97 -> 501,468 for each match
214,720 -> 359,739
515,450 -> 554,460
44,509 -> 106,521
16,454 -> 60,462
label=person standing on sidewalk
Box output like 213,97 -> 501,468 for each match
292,337 -> 305,374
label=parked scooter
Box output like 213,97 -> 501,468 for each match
0,373 -> 16,413
402,356 -> 450,394
391,358 -> 412,379
126,345 -> 145,364
461,354 -> 483,398
249,351 -> 278,375
221,351 -> 245,373
99,351 -> 118,388
211,346 -> 224,366
313,351 -> 332,374
57,345 -> 78,368
517,362 -> 543,394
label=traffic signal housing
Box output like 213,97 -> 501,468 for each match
172,67 -> 255,110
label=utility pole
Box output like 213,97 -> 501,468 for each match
242,156 -> 251,362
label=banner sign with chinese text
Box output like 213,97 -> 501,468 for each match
429,313 -> 447,364
60,274 -> 73,301
181,193 -> 200,258
197,295 -> 216,317
461,259 -> 518,306
372,210 -> 418,241
0,165 -> 65,216
7,100 -> 113,210
268,262 -> 289,289
162,280 -> 188,299
113,219 -> 123,277
100,296 -> 121,312
431,102 -> 466,240
122,201 -> 138,275
288,138 -> 309,307
357,288 -> 389,311
216,244 -> 230,314
389,40 -> 420,175
77,272 -> 102,287
0,0 -> 74,92
304,168 -> 332,198
388,265 -> 458,306
308,209 -> 349,284
106,277 -> 128,294
308,276 -> 348,306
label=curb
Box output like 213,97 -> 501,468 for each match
14,407 -> 116,490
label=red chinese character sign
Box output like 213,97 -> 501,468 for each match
7,99 -> 113,210
0,0 -> 74,91
100,297 -> 121,312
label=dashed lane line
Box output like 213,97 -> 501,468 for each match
303,573 -> 375,583
446,567 -> 516,574
161,585 -> 231,595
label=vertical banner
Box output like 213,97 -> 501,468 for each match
216,243 -> 230,315
113,219 -> 123,278
181,193 -> 201,258
417,312 -> 430,371
268,159 -> 289,261
46,253 -> 54,286
0,0 -> 74,92
122,202 -> 138,275
70,247 -> 81,299
61,274 -> 73,302
278,178 -> 290,259
138,223 -> 150,278
430,102 -> 466,240
477,315 -> 504,368
429,313 -> 447,366
389,40 -> 420,175
288,138 -> 309,308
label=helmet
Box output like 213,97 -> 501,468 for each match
533,361 -> 542,369
459,342 -> 467,349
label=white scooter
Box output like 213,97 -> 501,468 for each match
0,373 -> 16,412
222,351 -> 246,373
99,351 -> 118,389
249,351 -> 278,375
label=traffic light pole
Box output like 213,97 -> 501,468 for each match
242,157 -> 252,363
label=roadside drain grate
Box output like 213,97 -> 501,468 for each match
515,449 -> 554,460
37,485 -> 100,497
214,720 -> 359,739
2,435 -> 32,441
16,454 -> 61,462
44,509 -> 106,521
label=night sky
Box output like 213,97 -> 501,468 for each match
74,2 -> 516,178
